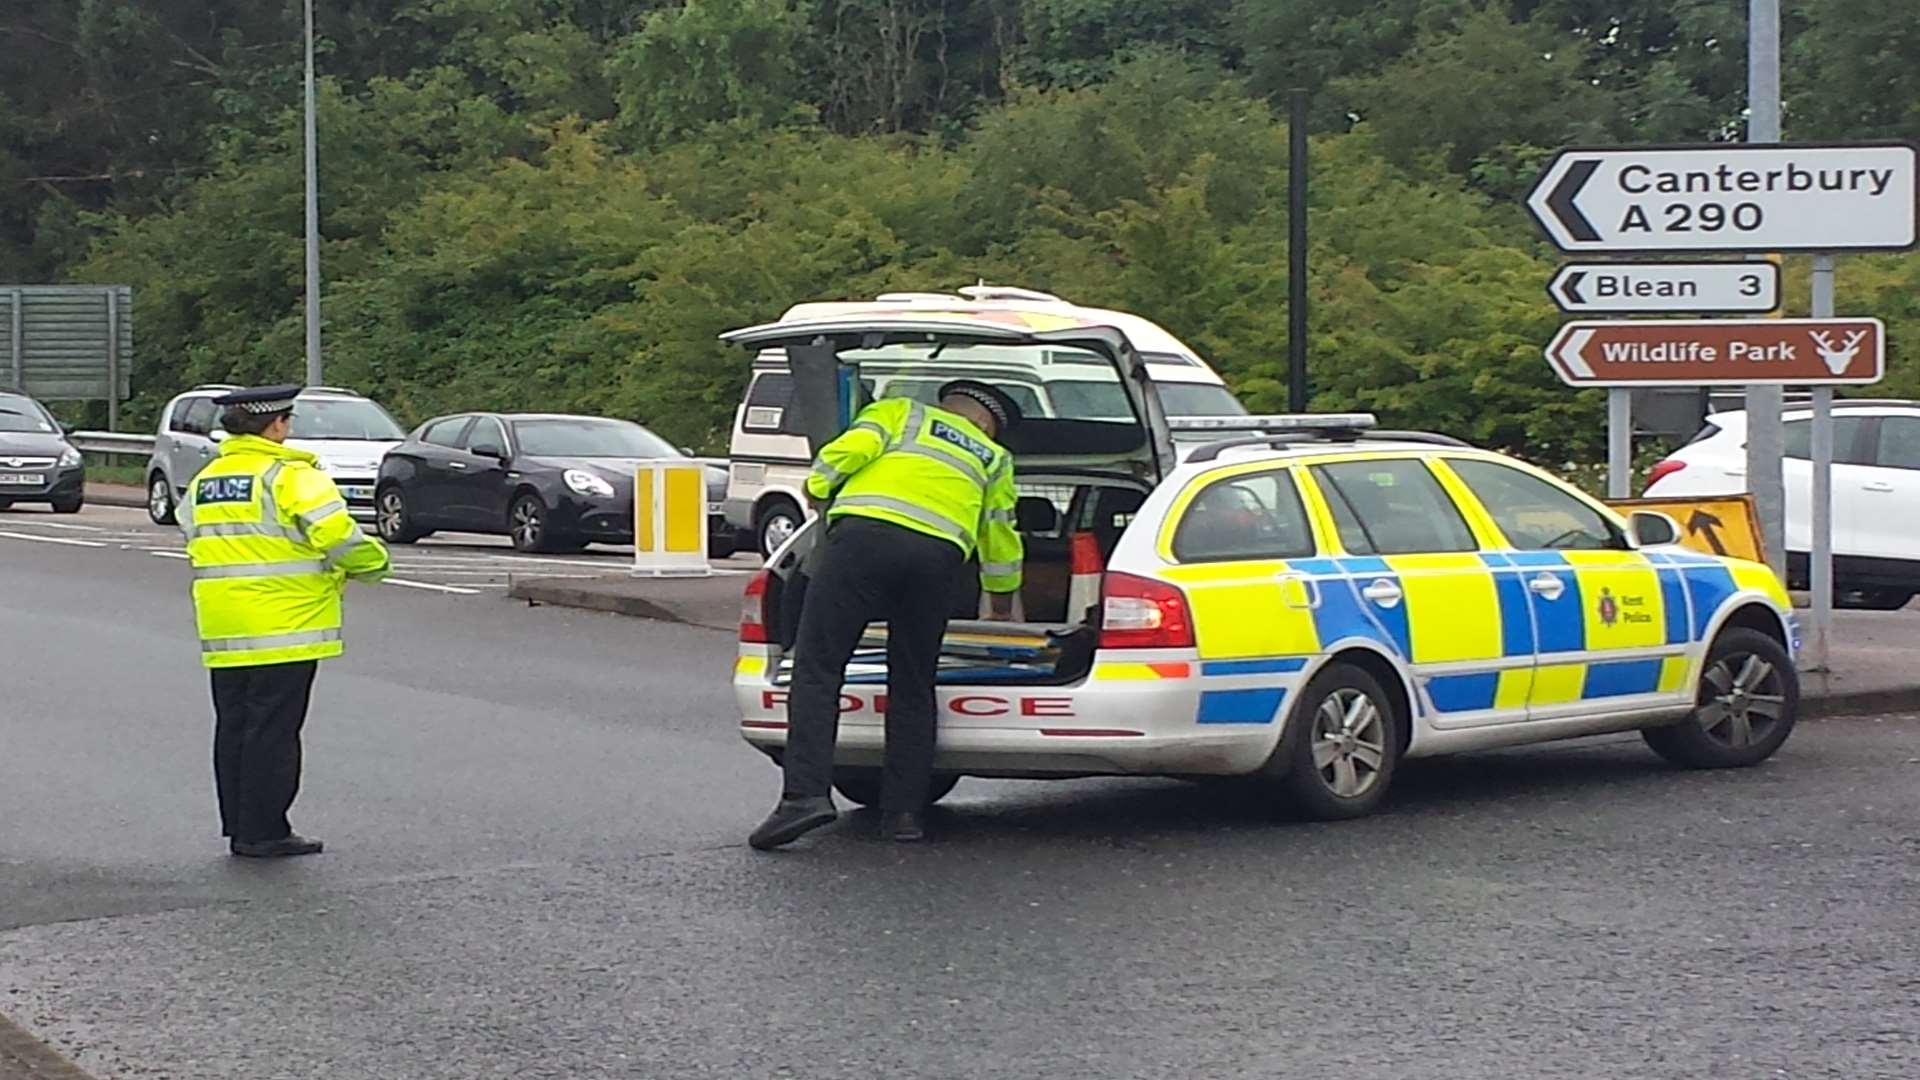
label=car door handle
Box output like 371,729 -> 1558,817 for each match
1360,578 -> 1403,608
447,461 -> 468,470
1528,572 -> 1567,601
1862,481 -> 1895,493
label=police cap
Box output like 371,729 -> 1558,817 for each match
213,384 -> 302,415
938,380 -> 1021,433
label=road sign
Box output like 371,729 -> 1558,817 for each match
1,285 -> 133,402
1547,261 -> 1779,314
1608,496 -> 1766,564
1528,143 -> 1917,253
1545,318 -> 1885,387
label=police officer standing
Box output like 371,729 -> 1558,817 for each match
180,385 -> 390,857
750,380 -> 1024,849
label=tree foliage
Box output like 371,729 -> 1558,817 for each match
2,0 -> 1916,461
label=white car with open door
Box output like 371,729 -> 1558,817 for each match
724,310 -> 1801,820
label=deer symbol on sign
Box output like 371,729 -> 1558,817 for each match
1809,329 -> 1870,376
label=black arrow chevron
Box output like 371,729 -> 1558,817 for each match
1558,270 -> 1588,307
1547,158 -> 1601,243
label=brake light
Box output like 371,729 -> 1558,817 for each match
741,570 -> 771,643
1644,458 -> 1687,490
1098,572 -> 1194,649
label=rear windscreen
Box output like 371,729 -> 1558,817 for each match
849,343 -> 1137,427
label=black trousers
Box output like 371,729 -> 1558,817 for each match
783,517 -> 965,812
210,660 -> 319,843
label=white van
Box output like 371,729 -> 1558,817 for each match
723,286 -> 1245,555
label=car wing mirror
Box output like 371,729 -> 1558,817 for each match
1629,510 -> 1680,547
59,421 -> 76,435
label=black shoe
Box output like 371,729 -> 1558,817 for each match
230,834 -> 324,858
748,796 -> 837,850
882,810 -> 925,843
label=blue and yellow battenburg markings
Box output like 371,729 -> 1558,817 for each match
1151,546 -> 1780,725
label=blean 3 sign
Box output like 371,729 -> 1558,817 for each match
1528,143 -> 1918,253
1547,261 -> 1780,314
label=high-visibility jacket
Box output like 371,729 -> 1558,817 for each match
807,398 -> 1024,593
181,434 -> 390,668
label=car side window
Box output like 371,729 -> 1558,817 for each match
1172,469 -> 1315,563
466,418 -> 507,457
174,397 -> 216,436
421,417 -> 471,448
742,373 -> 795,434
1872,417 -> 1920,470
1309,459 -> 1477,556
1448,458 -> 1625,552
1783,416 -> 1874,465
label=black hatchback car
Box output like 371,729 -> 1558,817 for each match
0,389 -> 85,513
373,412 -> 738,555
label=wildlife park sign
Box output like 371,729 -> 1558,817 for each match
1543,318 -> 1885,387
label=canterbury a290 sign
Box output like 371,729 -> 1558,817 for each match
1528,144 -> 1917,253
1544,318 -> 1886,387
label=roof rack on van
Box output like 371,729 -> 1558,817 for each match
874,292 -> 961,303
301,385 -> 362,396
191,383 -> 243,391
957,284 -> 1065,304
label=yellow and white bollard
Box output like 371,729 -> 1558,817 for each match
632,462 -> 710,578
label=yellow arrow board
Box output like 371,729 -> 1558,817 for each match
1608,495 -> 1767,564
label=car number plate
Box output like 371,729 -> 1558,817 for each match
340,485 -> 374,501
0,472 -> 38,486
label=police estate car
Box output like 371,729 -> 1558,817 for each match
725,310 -> 1799,819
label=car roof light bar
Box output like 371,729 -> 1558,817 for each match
1167,412 -> 1378,433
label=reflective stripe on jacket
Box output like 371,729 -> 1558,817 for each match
806,398 -> 1024,593
183,434 -> 390,668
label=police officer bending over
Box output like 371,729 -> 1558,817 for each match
181,385 -> 390,857
751,380 -> 1024,849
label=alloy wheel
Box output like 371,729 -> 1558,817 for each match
1695,652 -> 1788,750
1310,688 -> 1388,799
760,511 -> 798,555
148,477 -> 172,521
378,490 -> 407,539
512,498 -> 544,548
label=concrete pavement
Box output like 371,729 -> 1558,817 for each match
6,508 -> 1920,1078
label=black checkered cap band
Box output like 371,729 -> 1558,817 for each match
944,386 -> 1009,427
237,397 -> 297,414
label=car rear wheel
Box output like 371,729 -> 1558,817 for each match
831,768 -> 959,809
510,493 -> 565,554
376,487 -> 424,544
1265,662 -> 1401,821
756,497 -> 803,557
147,474 -> 176,525
1643,628 -> 1798,768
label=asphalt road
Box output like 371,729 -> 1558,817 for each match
4,504 -> 1920,1079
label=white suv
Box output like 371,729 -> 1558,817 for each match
145,384 -> 407,525
1644,400 -> 1920,609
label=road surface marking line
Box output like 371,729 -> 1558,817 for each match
382,577 -> 481,595
0,530 -> 108,548
12,520 -> 107,531
149,550 -> 190,560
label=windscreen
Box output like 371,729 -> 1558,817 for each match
1158,383 -> 1246,417
848,343 -> 1135,425
287,398 -> 406,440
0,401 -> 57,433
513,418 -> 680,458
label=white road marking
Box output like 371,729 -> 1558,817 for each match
149,550 -> 190,560
12,520 -> 107,532
0,530 -> 107,548
381,577 -> 481,595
